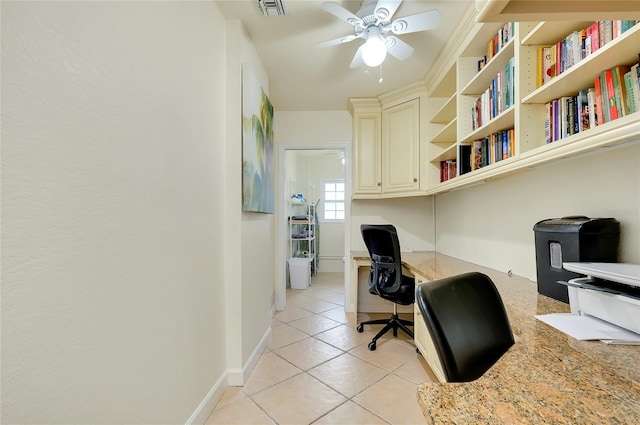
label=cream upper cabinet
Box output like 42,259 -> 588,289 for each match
382,98 -> 420,194
348,83 -> 425,199
349,98 -> 382,197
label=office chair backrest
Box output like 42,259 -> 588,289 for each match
361,224 -> 403,295
415,272 -> 515,382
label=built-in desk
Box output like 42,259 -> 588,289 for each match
350,252 -> 640,423
350,250 -> 439,313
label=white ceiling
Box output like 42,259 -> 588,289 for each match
216,0 -> 474,111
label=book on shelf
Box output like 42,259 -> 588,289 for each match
459,144 -> 472,176
536,21 -> 639,88
559,96 -> 570,139
587,88 -> 598,128
471,57 -> 515,131
626,70 -> 638,113
568,96 -> 577,136
536,46 -> 553,88
482,22 -> 515,70
544,102 -> 551,144
440,159 -> 457,182
604,68 -> 618,120
542,58 -> 640,144
578,90 -> 590,133
469,129 -> 514,171
594,74 -> 605,125
613,65 -> 631,116
545,96 -> 589,143
625,63 -> 640,113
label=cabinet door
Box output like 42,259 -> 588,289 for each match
382,99 -> 420,193
414,276 -> 447,383
353,111 -> 382,196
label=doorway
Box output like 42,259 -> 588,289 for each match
276,143 -> 351,311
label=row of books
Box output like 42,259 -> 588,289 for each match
471,57 -> 515,130
536,20 -> 639,88
544,61 -> 640,143
442,128 -> 516,180
439,159 -> 457,183
478,22 -> 515,71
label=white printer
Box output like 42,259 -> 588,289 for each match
562,262 -> 640,335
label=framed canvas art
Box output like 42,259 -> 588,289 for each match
242,63 -> 275,214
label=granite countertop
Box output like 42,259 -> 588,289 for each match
352,251 -> 640,424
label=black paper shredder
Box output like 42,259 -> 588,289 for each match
533,216 -> 620,303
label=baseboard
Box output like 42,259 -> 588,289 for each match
227,326 -> 272,386
316,258 -> 344,273
185,372 -> 228,425
186,326 -> 272,424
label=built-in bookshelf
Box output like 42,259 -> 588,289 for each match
520,20 -> 640,155
427,62 -> 458,183
457,22 -> 518,177
425,17 -> 640,194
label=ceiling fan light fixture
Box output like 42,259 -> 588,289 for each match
361,30 -> 387,67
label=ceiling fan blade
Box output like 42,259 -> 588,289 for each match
374,0 -> 403,21
315,34 -> 359,48
388,9 -> 441,35
349,46 -> 365,68
385,36 -> 414,61
321,2 -> 363,26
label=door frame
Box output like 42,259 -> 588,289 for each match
276,142 -> 351,311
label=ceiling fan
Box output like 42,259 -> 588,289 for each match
316,0 -> 441,68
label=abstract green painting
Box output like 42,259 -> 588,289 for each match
242,63 -> 275,214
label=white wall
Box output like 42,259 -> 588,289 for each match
274,111 -> 352,144
275,111 -> 352,275
351,197 -> 435,252
224,21 -> 275,380
2,2 -> 227,423
435,143 -> 640,280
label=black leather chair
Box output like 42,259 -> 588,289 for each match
357,224 -> 415,351
415,272 -> 514,382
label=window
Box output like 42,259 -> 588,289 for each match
322,180 -> 345,221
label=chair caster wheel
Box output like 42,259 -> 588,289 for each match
368,341 -> 376,351
356,324 -> 364,333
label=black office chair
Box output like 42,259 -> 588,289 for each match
415,272 -> 514,382
356,224 -> 415,351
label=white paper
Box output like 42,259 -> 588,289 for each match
535,313 -> 640,344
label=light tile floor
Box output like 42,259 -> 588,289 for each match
206,272 -> 438,425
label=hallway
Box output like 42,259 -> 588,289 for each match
206,272 -> 436,424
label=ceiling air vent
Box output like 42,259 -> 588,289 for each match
258,0 -> 286,16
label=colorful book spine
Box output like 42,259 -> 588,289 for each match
629,63 -> 640,113
625,71 -> 638,114
594,75 -> 605,125
605,69 -> 617,121
613,65 -> 631,116
587,88 -> 597,128
471,58 -> 515,131
578,90 -> 589,132
538,21 -> 639,86
440,159 -> 457,182
470,129 -> 515,170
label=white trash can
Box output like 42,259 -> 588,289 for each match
288,257 -> 311,289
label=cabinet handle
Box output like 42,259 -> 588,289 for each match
413,178 -> 417,182
377,182 -> 381,186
